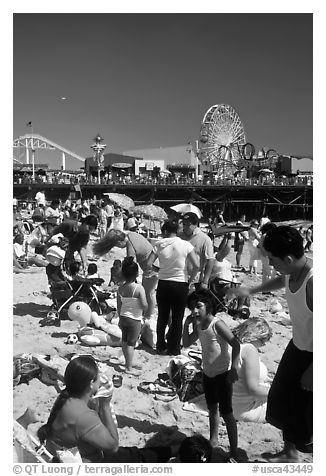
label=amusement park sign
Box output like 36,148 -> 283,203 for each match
111,163 -> 132,168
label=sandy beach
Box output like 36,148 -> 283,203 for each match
13,231 -> 313,463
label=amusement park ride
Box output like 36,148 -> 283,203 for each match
13,133 -> 85,179
197,103 -> 279,177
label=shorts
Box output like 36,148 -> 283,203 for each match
234,240 -> 244,253
119,316 -> 142,346
203,371 -> 233,415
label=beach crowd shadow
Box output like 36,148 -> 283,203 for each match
13,302 -> 50,318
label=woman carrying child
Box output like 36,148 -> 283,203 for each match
183,289 -> 241,461
117,257 -> 148,374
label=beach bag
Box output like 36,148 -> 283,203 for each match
169,359 -> 204,402
140,318 -> 157,349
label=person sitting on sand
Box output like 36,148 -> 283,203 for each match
13,234 -> 47,269
37,355 -> 177,463
183,289 -> 241,461
117,257 -> 148,374
231,317 -> 273,423
227,226 -> 312,462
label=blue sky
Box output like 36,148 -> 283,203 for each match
13,13 -> 312,169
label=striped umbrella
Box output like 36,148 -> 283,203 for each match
103,193 -> 135,210
132,204 -> 168,221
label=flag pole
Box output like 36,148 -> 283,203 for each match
31,123 -> 35,182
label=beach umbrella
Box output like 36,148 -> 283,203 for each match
132,204 -> 168,221
210,224 -> 250,236
170,203 -> 202,218
258,169 -> 273,174
103,193 -> 135,210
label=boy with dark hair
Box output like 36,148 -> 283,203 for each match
227,225 -> 313,462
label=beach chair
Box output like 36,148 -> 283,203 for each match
13,420 -> 54,463
13,419 -> 82,463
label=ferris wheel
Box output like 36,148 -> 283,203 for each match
198,104 -> 246,177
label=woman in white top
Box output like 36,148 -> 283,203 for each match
146,219 -> 199,355
231,317 -> 273,423
117,257 -> 148,374
248,219 -> 261,275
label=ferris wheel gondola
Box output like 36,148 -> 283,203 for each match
198,104 -> 246,177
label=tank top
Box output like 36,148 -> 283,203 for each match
198,316 -> 231,378
127,232 -> 153,272
119,284 -> 143,321
285,266 -> 313,352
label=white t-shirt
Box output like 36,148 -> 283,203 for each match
13,243 -> 25,258
210,258 -> 233,281
109,215 -> 124,231
154,236 -> 194,282
35,191 -> 46,206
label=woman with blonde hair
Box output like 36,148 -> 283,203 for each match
231,317 -> 273,423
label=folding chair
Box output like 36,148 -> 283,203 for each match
13,420 -> 53,463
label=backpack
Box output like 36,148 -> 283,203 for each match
169,359 -> 204,402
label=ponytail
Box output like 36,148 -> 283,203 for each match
37,389 -> 70,443
121,256 -> 139,282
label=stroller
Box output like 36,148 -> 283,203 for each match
209,276 -> 250,319
42,277 -> 114,326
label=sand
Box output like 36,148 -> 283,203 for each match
13,235 -> 313,463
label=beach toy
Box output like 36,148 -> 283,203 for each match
66,334 -> 79,345
80,335 -> 101,346
99,322 -> 122,340
68,302 -> 92,327
79,327 -> 122,347
269,298 -> 282,313
90,311 -> 101,328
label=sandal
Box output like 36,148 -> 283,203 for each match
188,350 -> 202,364
40,315 -> 61,327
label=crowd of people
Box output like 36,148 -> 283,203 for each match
13,194 -> 313,464
13,170 -> 313,187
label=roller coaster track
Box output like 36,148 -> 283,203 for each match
13,134 -> 85,162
